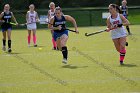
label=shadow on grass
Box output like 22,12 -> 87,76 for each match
119,64 -> 137,67
29,45 -> 46,47
62,64 -> 88,69
5,52 -> 21,54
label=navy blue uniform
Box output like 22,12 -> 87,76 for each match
120,6 -> 128,18
1,12 -> 12,32
53,15 -> 68,41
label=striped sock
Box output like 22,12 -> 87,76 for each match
120,49 -> 126,63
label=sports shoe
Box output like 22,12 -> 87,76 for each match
28,44 -> 31,47
128,32 -> 132,35
53,47 -> 57,50
34,44 -> 37,47
8,48 -> 12,53
62,58 -> 67,64
2,46 -> 6,51
125,42 -> 128,46
120,61 -> 124,65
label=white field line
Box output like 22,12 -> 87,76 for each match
0,77 -> 140,87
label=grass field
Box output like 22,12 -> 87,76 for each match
0,25 -> 140,93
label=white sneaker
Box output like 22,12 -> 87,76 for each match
2,46 -> 6,51
62,58 -> 67,64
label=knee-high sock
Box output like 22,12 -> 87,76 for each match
3,39 -> 6,46
28,35 -> 31,45
52,38 -> 57,48
33,35 -> 37,45
8,40 -> 11,48
120,49 -> 126,62
62,46 -> 68,59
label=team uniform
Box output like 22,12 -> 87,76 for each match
120,5 -> 128,18
26,11 -> 38,47
1,12 -> 12,32
48,10 -> 59,50
120,5 -> 131,35
53,15 -> 68,63
109,13 -> 127,65
53,15 -> 68,41
48,10 -> 55,22
27,11 -> 37,30
109,13 -> 127,39
1,11 -> 13,52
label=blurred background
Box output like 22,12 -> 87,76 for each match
0,0 -> 140,27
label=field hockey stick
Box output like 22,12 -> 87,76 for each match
85,28 -> 116,37
85,29 -> 107,36
10,22 -> 37,26
65,29 -> 77,32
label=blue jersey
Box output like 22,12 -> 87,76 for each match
120,6 -> 128,18
53,15 -> 66,33
1,12 -> 12,29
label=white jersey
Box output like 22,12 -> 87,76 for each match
109,13 -> 127,39
27,11 -> 37,23
27,11 -> 37,30
48,10 -> 55,21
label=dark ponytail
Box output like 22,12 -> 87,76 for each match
115,5 -> 121,13
109,4 -> 121,13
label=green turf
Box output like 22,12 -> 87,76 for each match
0,25 -> 140,93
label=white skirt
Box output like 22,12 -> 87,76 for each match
27,23 -> 37,30
111,27 -> 127,39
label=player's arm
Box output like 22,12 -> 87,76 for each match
106,17 -> 112,32
26,12 -> 29,23
47,11 -> 50,22
64,15 -> 78,33
36,12 -> 40,22
48,10 -> 50,19
120,14 -> 130,26
48,17 -> 60,30
11,12 -> 18,24
0,12 -> 4,20
126,6 -> 128,16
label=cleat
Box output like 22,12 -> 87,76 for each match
56,47 -> 59,50
2,46 -> 6,51
120,61 -> 124,65
128,32 -> 132,35
62,58 -> 67,64
125,42 -> 128,46
53,47 -> 57,50
8,48 -> 12,53
28,44 -> 31,47
34,44 -> 37,47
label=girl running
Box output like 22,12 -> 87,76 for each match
106,4 -> 130,65
48,2 -> 58,50
48,7 -> 78,64
0,4 -> 18,52
26,4 -> 39,47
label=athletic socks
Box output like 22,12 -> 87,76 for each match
61,46 -> 68,60
33,35 -> 37,45
8,40 -> 11,48
120,49 -> 126,64
28,35 -> 31,45
52,38 -> 57,49
3,39 -> 6,46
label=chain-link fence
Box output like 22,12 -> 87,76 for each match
0,0 -> 140,27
